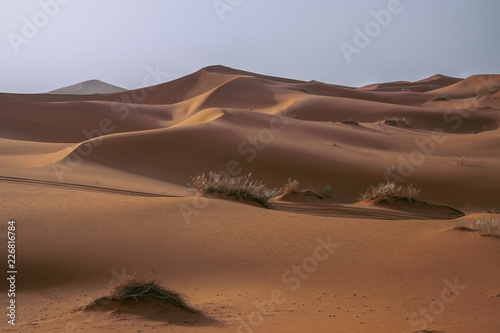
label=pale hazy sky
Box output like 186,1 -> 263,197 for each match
1,0 -> 499,93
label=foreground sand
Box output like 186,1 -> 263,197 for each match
1,66 -> 500,332
2,183 -> 499,332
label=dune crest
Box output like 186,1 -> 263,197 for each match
2,66 -> 500,332
1,66 -> 500,209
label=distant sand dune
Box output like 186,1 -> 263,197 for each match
48,79 -> 127,95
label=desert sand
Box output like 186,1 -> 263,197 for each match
1,66 -> 499,332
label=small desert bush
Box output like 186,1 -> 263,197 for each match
86,280 -> 199,313
189,172 -> 280,208
457,218 -> 499,238
476,88 -> 499,99
321,185 -> 332,198
341,119 -> 359,125
281,178 -> 300,196
380,117 -> 412,128
360,182 -> 420,204
432,96 -> 450,101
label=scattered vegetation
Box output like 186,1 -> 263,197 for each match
456,156 -> 466,166
341,119 -> 359,125
189,172 -> 332,206
432,96 -> 450,101
456,218 -> 499,238
281,178 -> 300,196
476,88 -> 499,99
380,117 -> 412,128
321,185 -> 332,198
85,280 -> 200,313
360,182 -> 420,204
477,218 -> 499,238
189,172 -> 280,208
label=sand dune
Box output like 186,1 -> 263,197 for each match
1,66 -> 500,332
360,74 -> 463,92
48,80 -> 127,95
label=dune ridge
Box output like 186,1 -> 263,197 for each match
2,66 -> 499,208
2,66 -> 500,332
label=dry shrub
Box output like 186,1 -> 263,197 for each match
281,178 -> 300,196
85,280 -> 199,313
432,96 -> 449,101
380,117 -> 412,128
189,172 -> 279,208
341,120 -> 359,125
457,218 -> 499,238
360,182 -> 420,204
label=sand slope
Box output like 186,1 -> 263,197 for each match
1,66 -> 500,332
2,66 -> 499,208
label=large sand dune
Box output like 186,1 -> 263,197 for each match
1,66 -> 499,332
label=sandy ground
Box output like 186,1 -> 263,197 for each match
1,66 -> 499,332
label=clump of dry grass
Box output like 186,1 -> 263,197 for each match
281,178 -> 300,196
379,117 -> 412,128
321,185 -> 332,198
476,88 -> 499,99
189,172 -> 280,208
432,96 -> 450,101
360,182 -> 420,204
456,218 -> 499,238
456,156 -> 466,165
85,280 -> 199,313
341,119 -> 359,125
